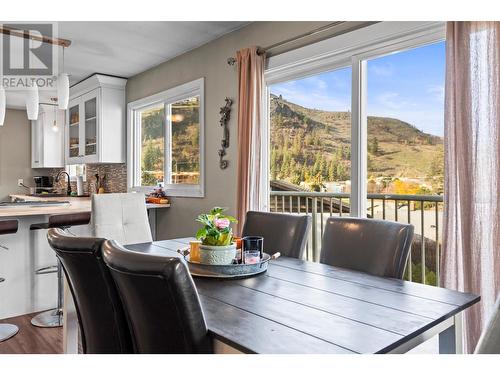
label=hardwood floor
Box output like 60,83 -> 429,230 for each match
0,313 -> 62,354
0,313 -> 437,355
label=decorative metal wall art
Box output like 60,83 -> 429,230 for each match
218,97 -> 233,169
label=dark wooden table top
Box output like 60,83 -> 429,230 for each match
126,237 -> 480,354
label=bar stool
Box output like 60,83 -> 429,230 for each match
0,220 -> 20,342
30,212 -> 91,328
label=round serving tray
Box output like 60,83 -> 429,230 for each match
183,252 -> 273,279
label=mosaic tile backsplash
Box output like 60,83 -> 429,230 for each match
46,164 -> 128,195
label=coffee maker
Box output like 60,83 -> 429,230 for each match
33,176 -> 54,195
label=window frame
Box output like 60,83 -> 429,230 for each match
264,21 -> 445,215
66,164 -> 86,182
127,78 -> 205,197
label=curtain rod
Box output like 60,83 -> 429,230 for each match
0,25 -> 71,48
227,21 -> 346,65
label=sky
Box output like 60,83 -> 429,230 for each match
270,41 -> 445,137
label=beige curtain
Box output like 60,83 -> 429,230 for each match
235,46 -> 266,234
442,21 -> 500,353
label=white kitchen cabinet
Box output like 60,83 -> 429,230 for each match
31,104 -> 65,168
66,74 -> 127,165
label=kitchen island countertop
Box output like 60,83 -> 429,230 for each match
0,194 -> 170,218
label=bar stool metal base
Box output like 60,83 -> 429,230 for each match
31,308 -> 63,328
0,323 -> 19,342
30,258 -> 64,329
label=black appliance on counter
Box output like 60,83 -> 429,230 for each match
33,176 -> 55,195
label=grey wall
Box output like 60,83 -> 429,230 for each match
126,22 -> 331,239
0,109 -> 35,201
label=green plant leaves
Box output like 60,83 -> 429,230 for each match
195,227 -> 207,240
196,207 -> 238,246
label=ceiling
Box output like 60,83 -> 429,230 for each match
5,21 -> 248,109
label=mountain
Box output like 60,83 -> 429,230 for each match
270,94 -> 444,189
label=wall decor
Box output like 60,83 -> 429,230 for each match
218,97 -> 233,169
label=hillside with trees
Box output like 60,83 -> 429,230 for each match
270,94 -> 444,194
141,96 -> 200,186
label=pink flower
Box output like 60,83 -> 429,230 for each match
214,218 -> 230,229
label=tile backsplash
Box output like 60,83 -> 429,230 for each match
46,164 -> 127,195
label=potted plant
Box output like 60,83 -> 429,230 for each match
195,207 -> 238,265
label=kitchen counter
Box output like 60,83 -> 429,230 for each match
1,195 -> 91,218
0,193 -> 170,320
1,194 -> 170,218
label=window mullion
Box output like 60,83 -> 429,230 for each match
164,102 -> 172,185
134,110 -> 141,187
350,56 -> 368,218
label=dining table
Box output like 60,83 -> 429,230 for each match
62,237 -> 480,354
129,237 -> 481,354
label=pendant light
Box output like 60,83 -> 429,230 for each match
51,98 -> 59,132
26,83 -> 39,120
0,85 -> 5,126
57,46 -> 69,110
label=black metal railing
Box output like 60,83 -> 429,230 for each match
270,191 -> 443,286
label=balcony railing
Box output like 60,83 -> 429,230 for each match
270,191 -> 443,286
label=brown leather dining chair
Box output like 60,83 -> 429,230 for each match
47,228 -> 132,354
320,217 -> 414,279
102,240 -> 212,354
242,211 -> 311,259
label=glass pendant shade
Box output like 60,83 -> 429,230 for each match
26,84 -> 39,121
0,86 -> 5,126
57,73 -> 69,110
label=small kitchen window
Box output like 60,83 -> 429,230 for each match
127,78 -> 204,197
66,164 -> 86,181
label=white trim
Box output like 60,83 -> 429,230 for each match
265,22 -> 445,83
165,101 -> 172,184
264,21 -> 446,216
260,85 -> 271,212
127,78 -> 205,198
350,57 -> 367,217
70,74 -> 127,104
127,78 -> 203,111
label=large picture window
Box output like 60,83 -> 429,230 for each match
269,67 -> 352,192
128,78 -> 204,197
265,22 -> 446,284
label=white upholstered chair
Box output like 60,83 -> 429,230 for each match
91,193 -> 152,246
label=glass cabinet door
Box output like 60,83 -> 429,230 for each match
84,97 -> 97,157
68,104 -> 80,158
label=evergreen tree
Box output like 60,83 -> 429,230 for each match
336,163 -> 348,181
270,149 -> 278,180
300,161 -> 308,182
281,149 -> 291,177
368,137 -> 379,154
313,154 -> 322,175
275,113 -> 284,128
320,157 -> 328,179
336,145 -> 344,160
328,160 -> 336,181
292,133 -> 301,156
305,133 -> 313,146
314,131 -> 322,147
142,140 -> 163,186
